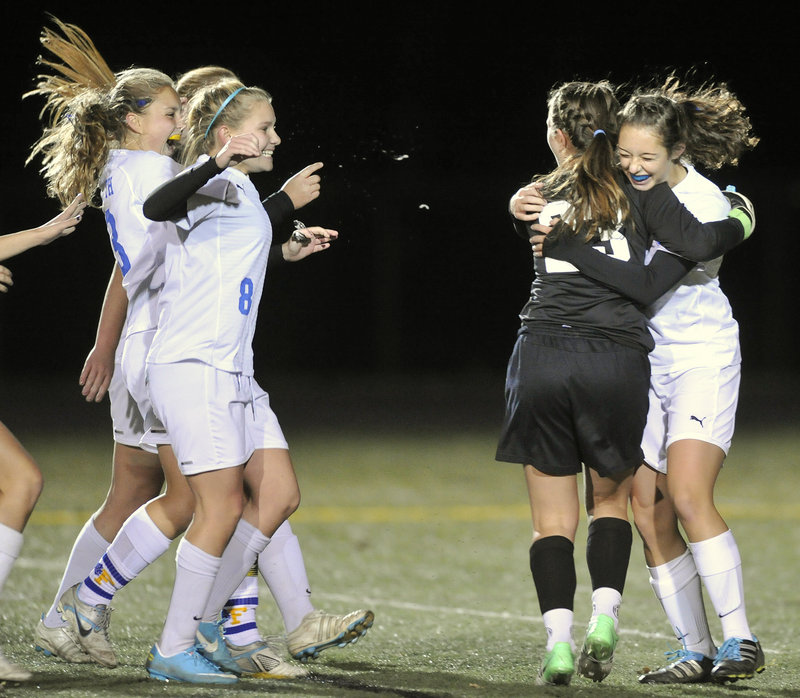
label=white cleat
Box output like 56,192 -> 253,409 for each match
57,583 -> 117,668
225,636 -> 309,678
34,614 -> 92,664
287,609 -> 374,662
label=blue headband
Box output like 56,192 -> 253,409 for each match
593,129 -> 606,137
204,86 -> 246,139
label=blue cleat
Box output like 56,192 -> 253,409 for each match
196,620 -> 242,674
145,643 -> 238,684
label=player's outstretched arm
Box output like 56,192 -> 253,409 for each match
79,265 -> 127,403
0,194 -> 85,262
144,135 -> 262,222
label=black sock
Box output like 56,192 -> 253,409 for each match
529,535 -> 575,615
585,517 -> 632,593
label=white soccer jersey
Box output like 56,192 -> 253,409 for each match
645,165 -> 741,374
146,157 -> 272,375
101,150 -> 182,337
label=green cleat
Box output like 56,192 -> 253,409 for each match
576,614 -> 618,682
536,642 -> 574,685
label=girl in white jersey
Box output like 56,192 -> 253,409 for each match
140,78 -> 338,684
0,197 -> 85,682
172,66 -> 374,673
618,80 -> 763,685
520,77 -> 762,684
24,20 -> 198,670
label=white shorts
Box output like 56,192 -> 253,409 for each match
108,361 -> 157,454
146,361 -> 287,476
120,330 -> 169,450
641,364 -> 740,473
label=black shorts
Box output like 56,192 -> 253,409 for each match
495,327 -> 650,477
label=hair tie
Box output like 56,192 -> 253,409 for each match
205,86 -> 246,139
593,129 -> 606,137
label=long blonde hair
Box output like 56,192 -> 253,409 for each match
25,17 -> 174,207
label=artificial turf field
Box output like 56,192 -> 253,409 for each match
2,371 -> 798,696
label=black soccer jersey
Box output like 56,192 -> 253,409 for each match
515,179 -> 744,352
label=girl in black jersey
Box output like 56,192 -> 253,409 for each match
495,81 -> 751,686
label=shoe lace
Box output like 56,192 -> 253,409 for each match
716,638 -> 741,661
663,647 -> 690,663
93,606 -> 113,635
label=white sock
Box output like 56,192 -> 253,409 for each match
690,530 -> 751,641
258,520 -> 314,633
202,519 -> 270,623
158,538 -> 222,656
44,518 -> 110,627
223,563 -> 262,646
77,506 -> 172,607
649,548 -> 715,657
590,587 -> 622,631
0,522 -> 23,598
542,608 -> 574,651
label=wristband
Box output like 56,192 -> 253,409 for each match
728,208 -> 753,240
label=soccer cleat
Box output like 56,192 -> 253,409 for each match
0,648 -> 32,682
710,636 -> 765,683
638,648 -> 714,684
287,609 -> 374,662
34,614 -> 93,664
225,636 -> 310,678
536,642 -> 574,686
57,583 -> 117,668
146,643 -> 238,684
724,186 -> 755,239
195,620 -> 242,675
576,614 -> 618,682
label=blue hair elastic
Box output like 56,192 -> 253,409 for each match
205,86 -> 246,139
593,129 -> 606,137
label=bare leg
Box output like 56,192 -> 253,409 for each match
0,421 -> 43,532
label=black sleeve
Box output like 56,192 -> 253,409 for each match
267,242 -> 285,268
262,191 -> 295,269
143,157 -> 224,221
511,215 -> 532,241
262,190 -> 294,230
635,181 -> 744,261
543,235 -> 696,306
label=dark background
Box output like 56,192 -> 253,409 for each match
1,3 -> 797,433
